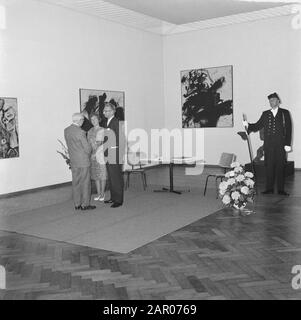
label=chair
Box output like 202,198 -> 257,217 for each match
124,151 -> 147,190
203,153 -> 236,198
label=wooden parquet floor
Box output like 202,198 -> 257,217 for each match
1,176 -> 301,300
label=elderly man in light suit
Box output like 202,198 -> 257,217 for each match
64,113 -> 96,211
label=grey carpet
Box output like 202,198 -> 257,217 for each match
0,189 -> 222,253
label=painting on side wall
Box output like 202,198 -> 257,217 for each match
79,88 -> 125,131
181,65 -> 233,128
0,97 -> 19,159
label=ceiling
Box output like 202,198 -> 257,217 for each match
39,0 -> 297,34
102,0 -> 291,24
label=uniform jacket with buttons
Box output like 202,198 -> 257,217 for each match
248,108 -> 292,147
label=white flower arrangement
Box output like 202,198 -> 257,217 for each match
219,162 -> 255,210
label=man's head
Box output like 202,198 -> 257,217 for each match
72,113 -> 84,126
268,92 -> 281,109
103,102 -> 116,119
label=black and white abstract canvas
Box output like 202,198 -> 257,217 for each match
79,89 -> 125,131
181,65 -> 233,128
0,97 -> 19,159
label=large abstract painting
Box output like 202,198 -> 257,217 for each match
79,89 -> 125,131
181,65 -> 233,128
0,97 -> 19,159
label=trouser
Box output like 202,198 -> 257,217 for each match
106,163 -> 124,204
71,166 -> 91,206
264,144 -> 286,192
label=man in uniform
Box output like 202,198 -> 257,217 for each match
243,93 -> 292,196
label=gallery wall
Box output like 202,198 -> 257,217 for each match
0,0 -> 165,194
163,15 -> 301,167
1,1 -> 300,196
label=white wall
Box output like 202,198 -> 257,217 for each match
1,1 -> 300,195
163,15 -> 301,167
0,0 -> 165,194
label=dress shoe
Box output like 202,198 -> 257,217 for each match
104,199 -> 113,204
81,205 -> 96,210
261,190 -> 273,195
278,190 -> 289,196
111,203 -> 122,208
75,205 -> 82,210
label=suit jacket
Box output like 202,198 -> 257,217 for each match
248,108 -> 292,147
64,124 -> 91,168
104,117 -> 125,164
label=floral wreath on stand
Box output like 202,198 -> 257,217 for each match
219,161 -> 255,214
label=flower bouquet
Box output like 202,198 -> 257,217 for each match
57,139 -> 71,169
219,161 -> 255,212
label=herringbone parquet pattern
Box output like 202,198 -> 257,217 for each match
1,189 -> 301,300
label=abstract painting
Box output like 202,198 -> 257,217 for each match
0,97 -> 19,159
79,89 -> 125,131
181,65 -> 233,128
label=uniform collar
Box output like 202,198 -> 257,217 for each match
270,107 -> 279,117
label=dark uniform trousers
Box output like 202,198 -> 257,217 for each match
264,140 -> 286,192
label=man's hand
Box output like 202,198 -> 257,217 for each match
284,146 -> 292,152
242,120 -> 249,128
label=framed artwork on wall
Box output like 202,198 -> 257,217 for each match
181,65 -> 233,128
0,97 -> 19,159
79,88 -> 125,131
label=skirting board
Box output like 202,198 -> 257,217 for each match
1,164 -> 300,199
0,182 -> 72,200
0,164 -> 162,199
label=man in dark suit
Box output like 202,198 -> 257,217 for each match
64,113 -> 96,211
103,102 -> 124,208
243,92 -> 292,196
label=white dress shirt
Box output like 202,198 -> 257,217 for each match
107,116 -> 114,127
271,107 -> 279,117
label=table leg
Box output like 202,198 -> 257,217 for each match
153,163 -> 190,194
